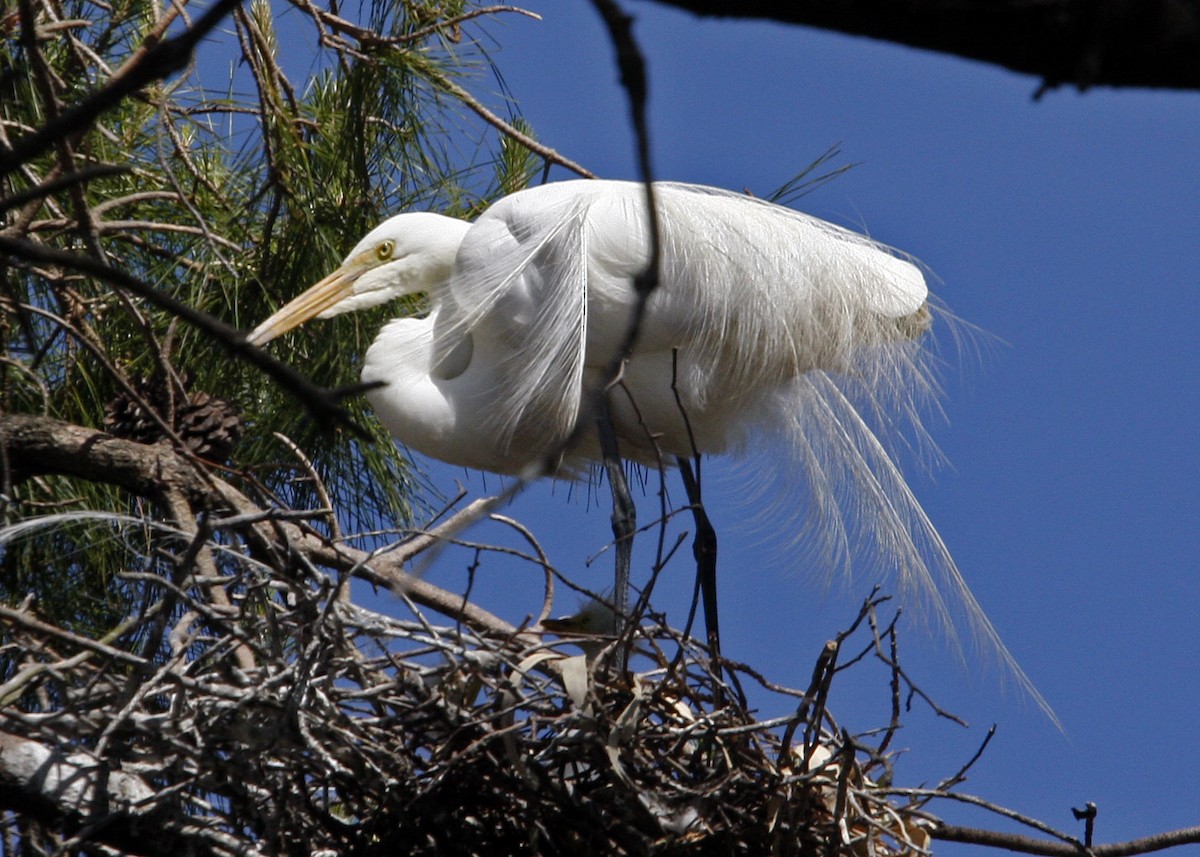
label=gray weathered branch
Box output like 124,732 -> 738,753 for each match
0,730 -> 249,856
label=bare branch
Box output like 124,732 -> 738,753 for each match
0,412 -> 522,638
419,66 -> 596,179
934,822 -> 1200,857
0,731 -> 247,856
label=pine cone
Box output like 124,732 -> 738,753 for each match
103,377 -> 167,445
177,391 -> 242,461
104,378 -> 242,462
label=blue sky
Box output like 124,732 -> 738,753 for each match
272,1 -> 1200,850
442,2 -> 1200,849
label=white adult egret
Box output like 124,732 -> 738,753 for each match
249,179 -> 1050,717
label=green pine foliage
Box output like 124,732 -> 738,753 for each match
1,0 -> 542,621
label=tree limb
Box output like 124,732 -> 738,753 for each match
0,412 -> 525,641
0,730 -> 249,857
639,0 -> 1200,93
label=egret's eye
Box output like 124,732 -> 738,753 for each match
376,240 -> 395,261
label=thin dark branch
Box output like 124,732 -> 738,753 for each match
589,0 -> 661,328
0,166 -> 130,217
0,0 -> 243,178
0,236 -> 367,435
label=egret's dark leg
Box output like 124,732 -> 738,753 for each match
676,456 -> 720,661
595,392 -> 636,664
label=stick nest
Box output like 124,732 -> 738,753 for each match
0,539 -> 938,857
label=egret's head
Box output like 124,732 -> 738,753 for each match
247,212 -> 470,346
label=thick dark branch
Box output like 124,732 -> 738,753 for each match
640,0 -> 1200,92
0,410 -> 211,503
0,413 -> 522,639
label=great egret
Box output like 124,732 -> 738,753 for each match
248,181 -> 931,472
249,179 -> 1050,718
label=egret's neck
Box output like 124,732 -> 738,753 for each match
361,309 -> 518,474
412,216 -> 471,295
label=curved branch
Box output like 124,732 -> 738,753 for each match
420,67 -> 595,178
0,412 -> 525,641
642,0 -> 1200,93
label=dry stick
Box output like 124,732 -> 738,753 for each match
875,616 -> 904,758
161,488 -> 257,672
0,603 -> 149,670
887,786 -> 1076,844
0,604 -> 159,707
488,513 -> 556,627
272,430 -> 343,543
934,724 -> 996,796
778,639 -> 838,770
422,68 -> 595,180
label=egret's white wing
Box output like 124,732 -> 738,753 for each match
443,190 -> 593,458
583,183 -> 928,399
440,179 -> 935,465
